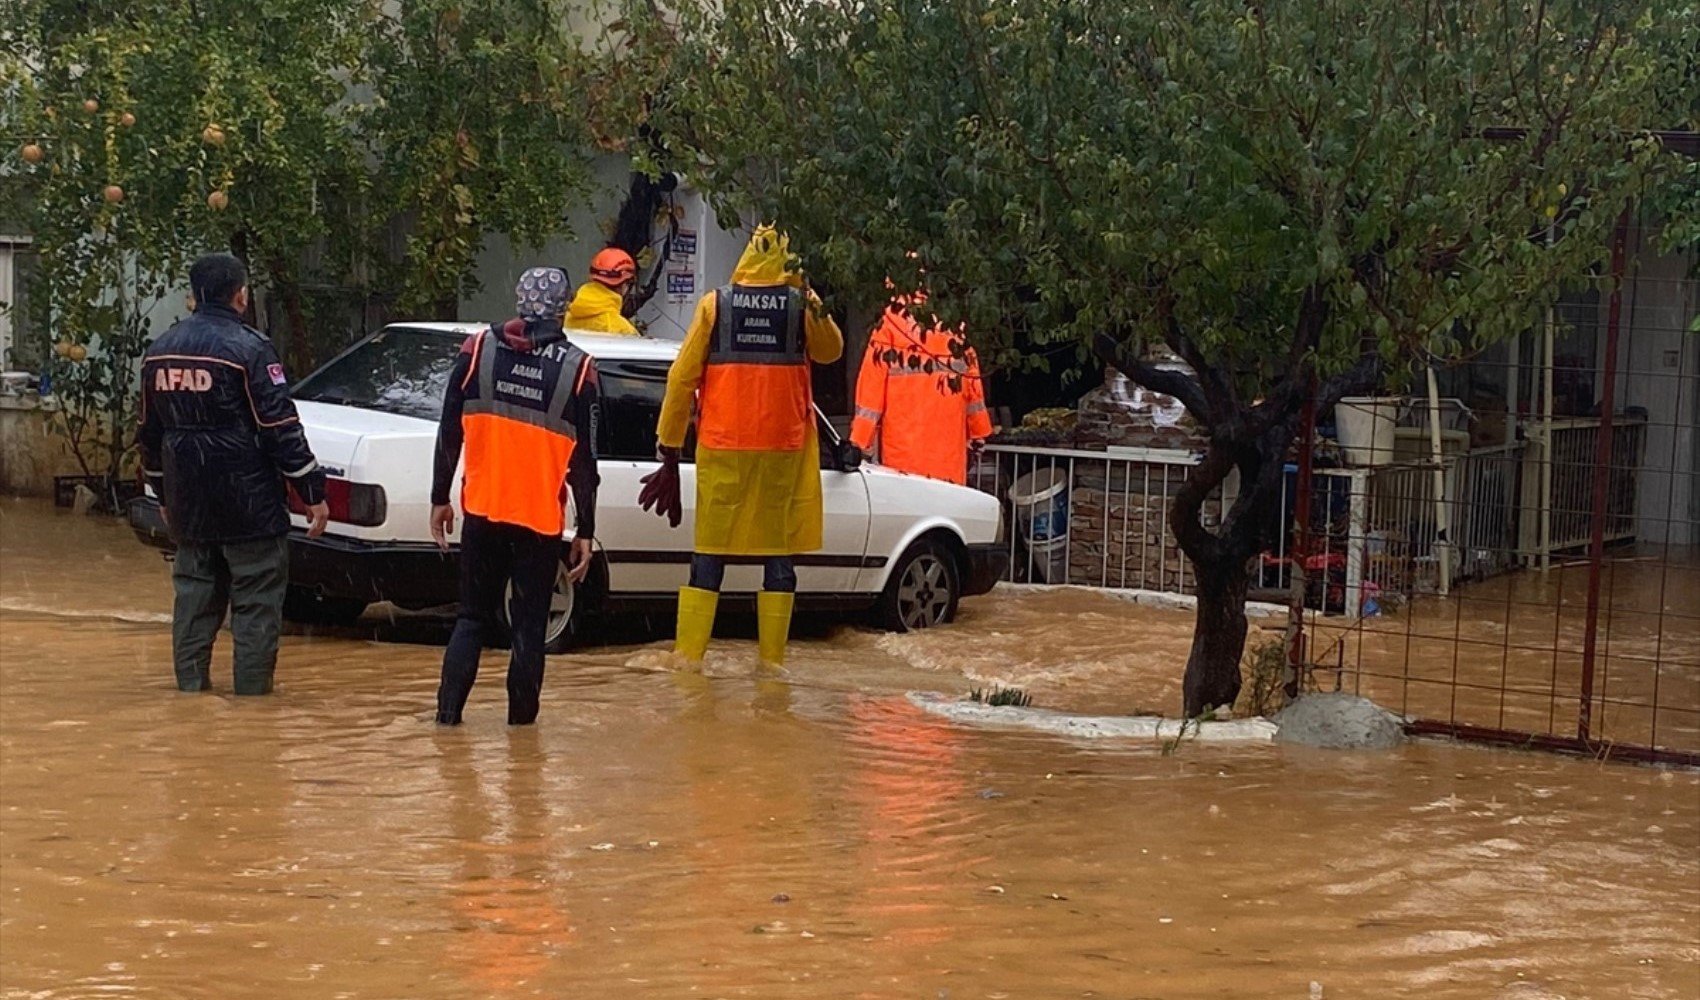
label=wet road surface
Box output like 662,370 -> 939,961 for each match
2,500 -> 1697,998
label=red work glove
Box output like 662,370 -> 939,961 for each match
638,445 -> 683,528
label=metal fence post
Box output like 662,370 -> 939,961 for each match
1286,390 -> 1317,699
1577,211 -> 1630,742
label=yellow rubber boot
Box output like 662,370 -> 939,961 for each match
756,591 -> 795,667
675,587 -> 718,663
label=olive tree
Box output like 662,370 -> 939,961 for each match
182,0 -> 370,374
646,0 -> 1695,713
361,0 -> 616,319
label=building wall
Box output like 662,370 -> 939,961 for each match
1607,228 -> 1698,547
459,158 -> 752,341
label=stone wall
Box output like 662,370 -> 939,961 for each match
1059,366 -> 1216,593
1075,368 -> 1209,452
0,396 -> 81,498
1065,457 -> 1220,593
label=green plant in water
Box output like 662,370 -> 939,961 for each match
969,686 -> 1033,709
1238,637 -> 1291,719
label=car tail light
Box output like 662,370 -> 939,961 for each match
288,478 -> 387,527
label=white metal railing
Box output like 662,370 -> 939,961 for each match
1314,442 -> 1528,607
970,443 -> 1203,593
973,438 -> 1541,617
1518,416 -> 1646,560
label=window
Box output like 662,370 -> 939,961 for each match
293,326 -> 465,421
595,361 -> 698,461
0,238 -> 40,371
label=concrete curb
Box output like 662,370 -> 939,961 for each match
906,691 -> 1278,742
994,582 -> 1288,619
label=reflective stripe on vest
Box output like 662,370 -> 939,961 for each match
699,285 -> 812,452
460,330 -> 583,535
463,334 -> 583,436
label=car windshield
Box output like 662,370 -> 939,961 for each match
293,327 -> 465,421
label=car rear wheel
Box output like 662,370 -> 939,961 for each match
282,586 -> 368,627
503,558 -> 580,654
877,539 -> 961,632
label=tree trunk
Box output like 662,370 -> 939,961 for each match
1169,428 -> 1292,718
1183,555 -> 1251,716
432,294 -> 459,322
269,258 -> 314,376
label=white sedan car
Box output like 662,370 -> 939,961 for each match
130,322 -> 1008,650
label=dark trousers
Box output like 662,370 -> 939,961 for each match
171,536 -> 290,695
436,514 -> 562,726
688,554 -> 797,593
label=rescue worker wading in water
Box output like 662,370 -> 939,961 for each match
430,267 -> 601,725
137,252 -> 330,696
639,228 -> 844,665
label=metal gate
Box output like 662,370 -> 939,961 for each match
1290,221 -> 1698,767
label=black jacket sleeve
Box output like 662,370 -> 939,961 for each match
136,353 -> 164,490
248,340 -> 327,505
431,349 -> 473,506
567,358 -> 601,541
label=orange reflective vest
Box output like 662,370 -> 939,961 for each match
460,330 -> 589,536
850,309 -> 992,485
698,284 -> 812,452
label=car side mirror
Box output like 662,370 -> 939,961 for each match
833,440 -> 863,473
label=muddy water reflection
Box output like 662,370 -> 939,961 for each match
2,500 -> 1698,998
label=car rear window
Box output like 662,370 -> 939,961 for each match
293,331 -> 692,460
598,362 -> 694,461
293,327 -> 465,421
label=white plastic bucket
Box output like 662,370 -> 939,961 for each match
1010,467 -> 1070,584
1026,535 -> 1070,583
1336,397 -> 1399,466
1010,467 -> 1069,541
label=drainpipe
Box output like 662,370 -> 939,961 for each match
1507,330 -> 1520,448
1426,367 -> 1451,597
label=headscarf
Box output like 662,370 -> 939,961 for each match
502,266 -> 571,352
515,266 -> 571,321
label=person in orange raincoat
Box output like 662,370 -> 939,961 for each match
563,247 -> 641,336
849,298 -> 994,485
641,227 -> 844,666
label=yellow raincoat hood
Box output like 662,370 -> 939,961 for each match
564,281 -> 638,336
731,227 -> 803,288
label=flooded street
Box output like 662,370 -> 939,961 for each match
2,499 -> 1697,999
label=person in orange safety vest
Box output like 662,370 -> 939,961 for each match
848,299 -> 994,485
639,228 -> 845,667
429,266 -> 600,726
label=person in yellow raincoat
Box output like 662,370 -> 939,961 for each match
641,227 -> 844,665
564,248 -> 641,336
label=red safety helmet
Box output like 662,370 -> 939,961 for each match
588,248 -> 637,288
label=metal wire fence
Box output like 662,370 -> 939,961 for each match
970,233 -> 1696,765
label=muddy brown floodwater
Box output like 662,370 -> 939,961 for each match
2,498 -> 1697,999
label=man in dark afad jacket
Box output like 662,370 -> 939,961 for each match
137,252 -> 330,696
